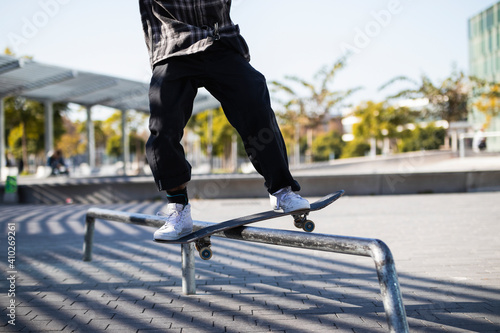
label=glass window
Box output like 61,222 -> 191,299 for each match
497,29 -> 500,51
487,8 -> 494,30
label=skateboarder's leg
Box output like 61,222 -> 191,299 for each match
146,58 -> 198,192
203,46 -> 299,194
202,45 -> 309,212
146,59 -> 197,239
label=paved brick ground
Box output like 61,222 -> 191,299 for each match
1,192 -> 499,332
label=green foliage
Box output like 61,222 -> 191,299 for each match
130,133 -> 146,155
341,139 -> 371,158
187,107 -> 243,157
4,97 -> 68,168
106,135 -> 122,158
311,130 -> 344,161
57,118 -> 86,158
399,124 -> 446,152
101,110 -> 148,158
471,79 -> 500,129
351,101 -> 417,141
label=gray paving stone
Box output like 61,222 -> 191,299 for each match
1,192 -> 500,332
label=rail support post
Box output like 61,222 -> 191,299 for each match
369,240 -> 409,333
83,216 -> 95,262
181,243 -> 196,295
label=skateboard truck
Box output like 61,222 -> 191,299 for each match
194,237 -> 212,260
292,211 -> 315,232
193,212 -> 314,260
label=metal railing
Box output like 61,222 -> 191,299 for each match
459,131 -> 500,158
83,208 -> 409,333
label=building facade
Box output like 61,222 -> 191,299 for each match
469,1 -> 500,150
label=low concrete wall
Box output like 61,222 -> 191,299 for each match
3,170 -> 500,204
296,171 -> 500,196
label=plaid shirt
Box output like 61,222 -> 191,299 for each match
139,0 -> 250,68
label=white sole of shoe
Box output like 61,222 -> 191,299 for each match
153,229 -> 192,241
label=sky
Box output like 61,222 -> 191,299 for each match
1,0 -> 499,118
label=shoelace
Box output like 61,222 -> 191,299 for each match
157,209 -> 181,229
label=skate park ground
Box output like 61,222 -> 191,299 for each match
0,152 -> 499,332
1,194 -> 499,332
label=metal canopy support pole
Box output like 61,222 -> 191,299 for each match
44,101 -> 54,157
459,133 -> 465,158
86,106 -> 96,169
0,97 -> 6,181
121,109 -> 129,174
82,208 -> 409,333
370,137 -> 377,158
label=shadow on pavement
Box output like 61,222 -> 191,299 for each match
0,202 -> 499,332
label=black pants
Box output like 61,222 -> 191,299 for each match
146,43 -> 300,194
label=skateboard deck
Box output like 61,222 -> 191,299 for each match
155,190 -> 344,259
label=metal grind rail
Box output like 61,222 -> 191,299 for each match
83,208 -> 409,333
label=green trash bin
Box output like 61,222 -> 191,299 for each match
5,176 -> 17,194
3,176 -> 19,203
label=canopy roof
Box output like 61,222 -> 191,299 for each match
0,55 -> 219,113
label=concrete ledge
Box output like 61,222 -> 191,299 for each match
296,170 -> 500,196
3,170 -> 500,204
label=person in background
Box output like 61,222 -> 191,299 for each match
473,128 -> 487,153
48,150 -> 69,176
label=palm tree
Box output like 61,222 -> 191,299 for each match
271,58 -> 360,163
380,69 -> 470,123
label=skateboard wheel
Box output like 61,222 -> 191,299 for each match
303,220 -> 315,232
199,247 -> 212,260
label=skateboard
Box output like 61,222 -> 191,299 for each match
154,190 -> 344,260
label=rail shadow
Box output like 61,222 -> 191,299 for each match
0,203 -> 499,332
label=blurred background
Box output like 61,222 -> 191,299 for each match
1,0 -> 499,200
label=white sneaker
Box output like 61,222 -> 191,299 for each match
154,203 -> 193,240
270,187 -> 310,213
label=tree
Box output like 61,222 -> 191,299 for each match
103,110 -> 147,161
187,107 -> 242,169
471,79 -> 500,129
271,58 -> 360,162
4,97 -> 68,170
311,130 -> 345,161
380,69 -> 470,123
353,101 -> 416,139
399,124 -> 447,152
56,116 -> 86,158
5,97 -> 42,168
341,138 -> 371,158
340,101 -> 417,158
